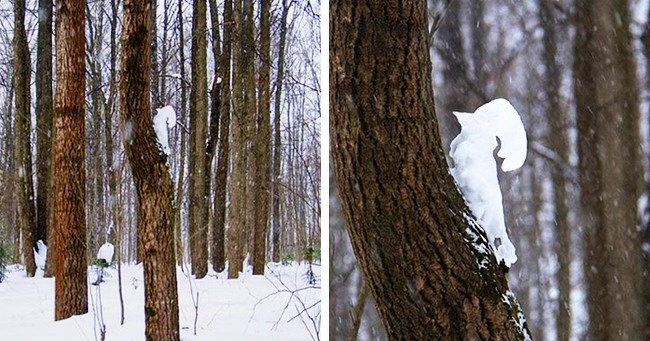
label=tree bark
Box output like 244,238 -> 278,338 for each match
36,0 -> 54,250
539,1 -> 571,340
252,0 -> 272,275
15,0 -> 37,278
53,0 -> 88,320
331,1 -> 530,339
228,0 -> 247,279
271,0 -> 290,263
189,0 -> 209,278
574,0 -> 646,339
120,1 -> 180,339
212,0 -> 232,273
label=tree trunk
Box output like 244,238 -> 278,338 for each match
252,0 -> 271,275
271,0 -> 290,263
228,0 -> 246,279
189,0 -> 209,279
539,1 -> 571,340
574,0 -> 646,339
35,0 -> 54,250
53,0 -> 88,320
212,0 -> 232,273
174,0 -> 188,264
120,1 -> 180,339
331,1 -> 530,339
15,0 -> 37,278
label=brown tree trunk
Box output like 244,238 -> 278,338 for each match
174,0 -> 188,264
271,0 -> 290,263
36,0 -> 54,250
574,0 -> 646,339
228,0 -> 246,279
211,0 -> 231,273
331,1 -> 530,339
53,0 -> 88,320
15,0 -> 37,278
539,1 -> 571,340
252,0 -> 271,275
120,1 -> 180,339
189,0 -> 209,279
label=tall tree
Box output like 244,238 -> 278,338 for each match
53,0 -> 88,320
14,0 -> 37,277
35,0 -> 54,249
189,0 -> 209,278
539,1 -> 571,340
210,0 -> 229,272
228,0 -> 247,278
574,0 -> 646,339
271,0 -> 291,262
331,0 -> 530,338
252,0 -> 271,275
120,1 -> 180,339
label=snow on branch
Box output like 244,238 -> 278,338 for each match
449,98 -> 527,267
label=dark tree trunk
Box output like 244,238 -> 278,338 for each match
36,0 -> 54,250
53,0 -> 88,320
252,0 -> 271,275
189,0 -> 209,279
331,1 -> 530,339
574,0 -> 646,339
271,0 -> 290,263
212,0 -> 232,273
120,1 -> 180,339
14,0 -> 37,278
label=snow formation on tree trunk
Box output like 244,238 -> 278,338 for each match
449,98 -> 527,267
97,242 -> 115,264
153,105 -> 177,155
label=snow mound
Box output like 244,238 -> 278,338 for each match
153,105 -> 177,155
97,243 -> 115,264
449,98 -> 527,267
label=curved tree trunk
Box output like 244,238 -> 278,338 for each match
53,0 -> 88,320
330,1 -> 530,339
120,1 -> 180,339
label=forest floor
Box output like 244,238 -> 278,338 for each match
0,261 -> 321,340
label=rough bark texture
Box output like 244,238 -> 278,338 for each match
120,1 -> 180,340
271,0 -> 290,263
14,0 -> 37,278
574,0 -> 646,340
330,1 -> 530,339
36,0 -> 54,248
539,1 -> 571,340
53,0 -> 88,320
189,0 -> 209,279
212,0 -> 233,273
252,0 -> 271,275
228,0 -> 246,279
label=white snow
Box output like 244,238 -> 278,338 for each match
33,240 -> 47,270
0,262 -> 320,340
153,105 -> 177,155
449,98 -> 527,267
97,243 -> 115,264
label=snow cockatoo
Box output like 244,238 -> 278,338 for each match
449,98 -> 527,267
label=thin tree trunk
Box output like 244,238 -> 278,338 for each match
252,0 -> 271,275
53,0 -> 88,320
331,1 -> 530,338
174,0 -> 187,265
189,0 -> 209,278
271,0 -> 290,263
35,0 -> 54,250
15,0 -> 37,278
120,1 -> 180,339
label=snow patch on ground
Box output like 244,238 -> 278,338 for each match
450,98 -> 527,267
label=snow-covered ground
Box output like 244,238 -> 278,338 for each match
0,262 -> 321,341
